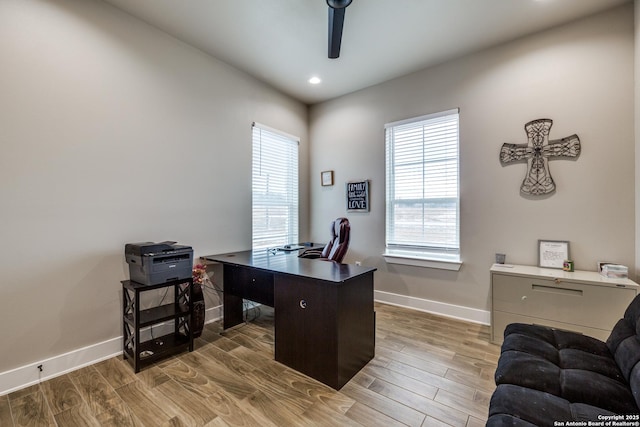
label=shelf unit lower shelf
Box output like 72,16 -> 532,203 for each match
122,332 -> 191,370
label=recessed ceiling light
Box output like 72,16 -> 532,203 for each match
308,76 -> 322,85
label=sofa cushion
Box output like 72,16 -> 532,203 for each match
607,293 -> 640,411
487,384 -> 617,426
495,324 -> 638,414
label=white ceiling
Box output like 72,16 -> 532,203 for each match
102,0 -> 631,105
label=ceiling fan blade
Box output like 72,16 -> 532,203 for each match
328,6 -> 346,59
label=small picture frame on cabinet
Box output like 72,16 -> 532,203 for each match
321,170 -> 334,186
538,240 -> 570,269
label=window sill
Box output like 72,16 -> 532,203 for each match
383,252 -> 462,271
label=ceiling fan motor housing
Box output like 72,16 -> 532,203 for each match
327,0 -> 352,10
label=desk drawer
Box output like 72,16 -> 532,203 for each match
492,273 -> 634,331
234,266 -> 274,306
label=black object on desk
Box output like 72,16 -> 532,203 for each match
202,249 -> 376,390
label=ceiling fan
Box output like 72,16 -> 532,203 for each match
327,0 -> 353,59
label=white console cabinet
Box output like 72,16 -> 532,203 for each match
491,264 -> 638,344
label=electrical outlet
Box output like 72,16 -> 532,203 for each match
355,261 -> 361,266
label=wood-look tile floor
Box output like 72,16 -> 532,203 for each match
1,302 -> 500,426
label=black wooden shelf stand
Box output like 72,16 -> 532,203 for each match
121,278 -> 194,373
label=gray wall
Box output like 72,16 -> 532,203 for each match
0,0 -> 308,373
635,0 -> 640,280
309,4 -> 635,319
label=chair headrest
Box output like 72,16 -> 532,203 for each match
333,218 -> 350,243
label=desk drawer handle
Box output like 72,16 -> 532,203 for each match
299,299 -> 307,309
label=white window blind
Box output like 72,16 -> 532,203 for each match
385,109 -> 460,258
252,123 -> 299,250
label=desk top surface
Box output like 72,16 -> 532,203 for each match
202,249 -> 376,283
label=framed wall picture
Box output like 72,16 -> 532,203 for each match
538,240 -> 570,269
346,180 -> 369,212
321,170 -> 334,186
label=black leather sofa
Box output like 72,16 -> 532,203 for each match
487,294 -> 640,425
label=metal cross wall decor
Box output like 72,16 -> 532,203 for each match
500,119 -> 581,195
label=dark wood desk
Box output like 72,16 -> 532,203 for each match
202,249 -> 376,390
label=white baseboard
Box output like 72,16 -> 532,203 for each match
0,304 -> 223,396
205,303 -> 223,324
0,338 -> 122,396
374,290 -> 490,325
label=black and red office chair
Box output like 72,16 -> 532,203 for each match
299,217 -> 350,263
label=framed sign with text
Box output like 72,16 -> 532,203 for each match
346,180 -> 369,212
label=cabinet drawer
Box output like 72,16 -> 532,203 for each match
492,273 -> 635,331
492,310 -> 610,344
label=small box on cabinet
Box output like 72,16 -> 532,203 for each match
601,264 -> 628,279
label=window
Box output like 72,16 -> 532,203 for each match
384,109 -> 460,270
252,123 -> 299,250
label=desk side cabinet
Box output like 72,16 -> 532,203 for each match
274,273 -> 375,390
490,265 -> 638,344
122,278 -> 194,372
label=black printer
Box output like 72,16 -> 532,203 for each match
125,241 -> 193,285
